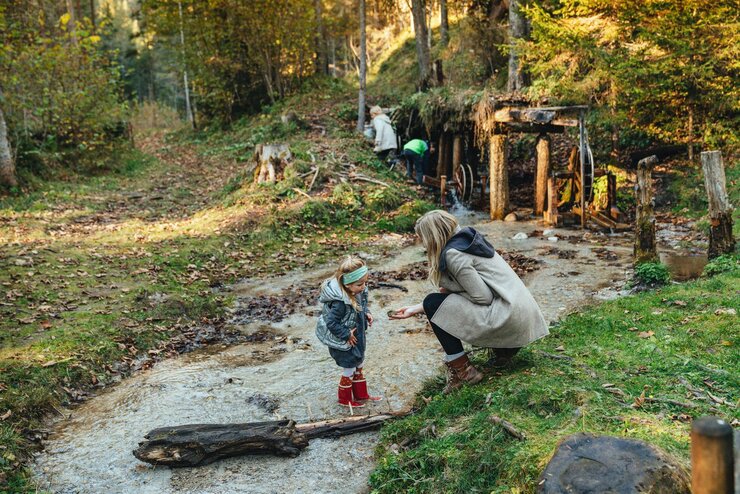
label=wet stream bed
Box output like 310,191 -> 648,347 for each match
33,219 -> 636,494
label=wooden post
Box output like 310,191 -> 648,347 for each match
634,155 -> 658,263
479,175 -> 488,209
578,112 -> 587,228
452,135 -> 463,180
436,134 -> 446,178
489,134 -> 509,220
440,175 -> 447,207
701,151 -> 736,258
691,416 -> 734,494
534,133 -> 551,216
545,177 -> 559,225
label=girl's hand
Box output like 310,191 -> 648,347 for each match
347,328 -> 358,347
366,313 -> 374,327
388,303 -> 424,320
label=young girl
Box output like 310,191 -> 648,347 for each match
316,256 -> 382,407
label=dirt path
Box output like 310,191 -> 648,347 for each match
32,214 -> 633,494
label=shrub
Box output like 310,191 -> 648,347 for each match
703,254 -> 739,277
365,187 -> 405,213
633,262 -> 671,287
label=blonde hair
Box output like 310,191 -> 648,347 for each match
369,106 -> 383,117
335,256 -> 366,309
415,210 -> 458,286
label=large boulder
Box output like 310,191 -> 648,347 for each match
538,433 -> 690,494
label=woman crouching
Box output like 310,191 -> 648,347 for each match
391,210 -> 549,393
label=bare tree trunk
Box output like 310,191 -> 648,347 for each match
634,155 -> 658,263
329,37 -> 337,77
440,0 -> 449,46
314,0 -> 328,75
451,134 -> 462,179
507,0 -> 528,92
411,0 -> 432,90
89,0 -> 96,33
178,1 -> 195,129
356,0 -> 367,133
0,89 -> 17,188
65,0 -> 79,44
687,107 -> 694,162
489,134 -> 509,220
701,151 -> 735,258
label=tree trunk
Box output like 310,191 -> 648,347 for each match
634,155 -> 658,263
489,134 -> 509,220
314,0 -> 328,75
356,0 -> 367,133
507,0 -> 528,92
440,0 -> 449,46
701,151 -> 735,258
0,90 -> 17,188
329,37 -> 337,77
178,1 -> 195,129
64,0 -> 78,44
410,0 -> 432,90
89,0 -> 96,33
534,134 -> 550,215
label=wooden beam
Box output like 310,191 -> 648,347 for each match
493,108 -> 579,127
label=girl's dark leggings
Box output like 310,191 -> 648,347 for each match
423,293 -> 464,355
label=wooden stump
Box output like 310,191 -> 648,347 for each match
255,144 -> 292,183
634,155 -> 658,263
701,151 -> 736,258
489,134 -> 509,220
534,134 -> 551,216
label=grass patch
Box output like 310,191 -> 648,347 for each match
371,270 -> 739,493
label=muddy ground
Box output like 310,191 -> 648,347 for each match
32,215 -> 638,494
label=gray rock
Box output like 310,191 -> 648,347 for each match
538,433 -> 690,494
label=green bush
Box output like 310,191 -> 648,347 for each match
633,262 -> 671,287
365,186 -> 405,213
331,183 -> 361,210
703,254 -> 739,277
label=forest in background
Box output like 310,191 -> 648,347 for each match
1,0 -> 738,191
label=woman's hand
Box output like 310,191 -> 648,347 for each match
347,328 -> 358,347
439,287 -> 449,294
388,303 -> 424,320
366,313 -> 374,327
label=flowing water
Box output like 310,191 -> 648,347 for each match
32,219 -> 634,494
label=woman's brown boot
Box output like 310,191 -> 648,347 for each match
443,354 -> 483,394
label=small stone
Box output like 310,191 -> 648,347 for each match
543,229 -> 555,236
512,232 -> 528,240
504,212 -> 519,222
547,236 -> 559,242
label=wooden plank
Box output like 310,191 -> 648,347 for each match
534,134 -> 551,215
493,108 -> 579,126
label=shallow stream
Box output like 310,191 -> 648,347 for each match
33,218 -> 634,494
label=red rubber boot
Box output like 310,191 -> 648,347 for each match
338,376 -> 364,408
352,369 -> 383,402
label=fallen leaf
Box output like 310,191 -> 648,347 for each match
714,308 -> 736,316
673,300 -> 687,306
42,361 -> 57,367
628,326 -> 638,331
0,410 -> 11,421
638,331 -> 655,338
554,345 -> 565,352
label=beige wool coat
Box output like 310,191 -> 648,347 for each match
431,248 -> 549,348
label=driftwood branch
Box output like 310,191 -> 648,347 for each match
133,413 -> 407,467
489,415 -> 526,441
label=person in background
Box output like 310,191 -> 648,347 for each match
401,138 -> 430,185
369,106 -> 397,162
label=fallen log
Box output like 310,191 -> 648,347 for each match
133,413 -> 406,467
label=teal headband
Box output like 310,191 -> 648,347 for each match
342,266 -> 368,284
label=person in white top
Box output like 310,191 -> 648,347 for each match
369,106 -> 397,161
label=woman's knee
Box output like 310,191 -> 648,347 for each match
423,293 -> 446,317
